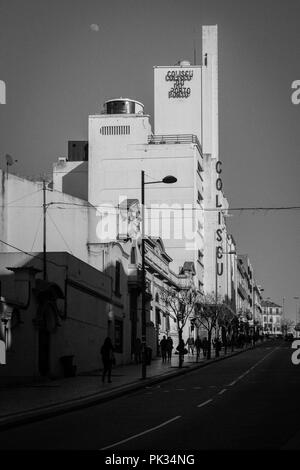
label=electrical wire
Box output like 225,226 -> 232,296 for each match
3,202 -> 299,212
47,212 -> 74,255
5,189 -> 43,206
0,238 -> 67,269
30,213 -> 43,252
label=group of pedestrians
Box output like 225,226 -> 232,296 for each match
159,335 -> 212,363
185,336 -> 210,360
99,333 -> 226,384
159,335 -> 174,363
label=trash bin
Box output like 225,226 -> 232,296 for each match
146,347 -> 152,365
60,355 -> 76,377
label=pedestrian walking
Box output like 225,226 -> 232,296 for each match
195,336 -> 202,361
202,337 -> 208,357
186,336 -> 195,355
176,338 -> 187,367
160,335 -> 168,363
166,336 -> 173,362
213,337 -> 222,357
100,337 -> 115,383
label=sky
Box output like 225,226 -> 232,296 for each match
0,0 -> 299,321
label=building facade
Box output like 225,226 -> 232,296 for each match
261,300 -> 283,336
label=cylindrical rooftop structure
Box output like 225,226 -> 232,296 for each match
103,98 -> 144,115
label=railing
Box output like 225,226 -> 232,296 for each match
148,134 -> 203,156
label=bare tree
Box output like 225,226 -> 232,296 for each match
160,284 -> 201,368
193,292 -> 231,359
281,318 -> 295,336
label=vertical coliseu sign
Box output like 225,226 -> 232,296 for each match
216,161 -> 223,277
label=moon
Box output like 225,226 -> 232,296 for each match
90,24 -> 100,32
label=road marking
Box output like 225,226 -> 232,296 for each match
228,347 -> 279,387
100,416 -> 181,450
227,380 -> 237,386
197,399 -> 213,408
176,388 -> 185,391
218,389 -> 227,395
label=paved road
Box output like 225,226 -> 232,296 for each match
0,340 -> 299,450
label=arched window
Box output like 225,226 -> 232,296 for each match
115,261 -> 121,295
130,247 -> 136,264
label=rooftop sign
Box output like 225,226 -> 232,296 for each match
165,70 -> 193,99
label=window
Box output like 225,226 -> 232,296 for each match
197,160 -> 203,174
197,250 -> 204,266
100,125 -> 130,136
115,261 -> 121,295
166,315 -> 170,332
114,319 -> 123,353
130,247 -> 136,264
197,191 -> 203,204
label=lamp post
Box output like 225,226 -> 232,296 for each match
215,242 -> 236,357
141,171 -> 177,379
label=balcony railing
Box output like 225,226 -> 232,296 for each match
148,134 -> 203,156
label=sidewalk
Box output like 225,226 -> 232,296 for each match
0,345 -> 254,430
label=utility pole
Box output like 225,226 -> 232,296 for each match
141,170 -> 146,379
43,179 -> 47,281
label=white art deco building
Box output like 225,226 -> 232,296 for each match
53,25 -> 235,305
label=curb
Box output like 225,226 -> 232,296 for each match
0,344 -> 261,431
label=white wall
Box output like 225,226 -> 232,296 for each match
154,66 -> 202,141
0,170 -> 91,265
202,25 -> 219,161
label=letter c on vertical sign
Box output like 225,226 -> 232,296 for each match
216,161 -> 222,174
216,246 -> 223,259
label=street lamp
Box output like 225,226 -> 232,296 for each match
215,247 -> 236,357
141,171 -> 177,379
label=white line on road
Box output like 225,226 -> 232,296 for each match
227,347 -> 279,388
197,399 -> 213,408
218,389 -> 227,395
99,416 -> 181,450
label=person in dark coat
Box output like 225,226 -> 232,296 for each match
100,337 -> 115,383
195,336 -> 202,361
202,337 -> 208,357
160,335 -> 168,363
166,336 -> 173,362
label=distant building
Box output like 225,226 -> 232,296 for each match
261,299 -> 283,336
